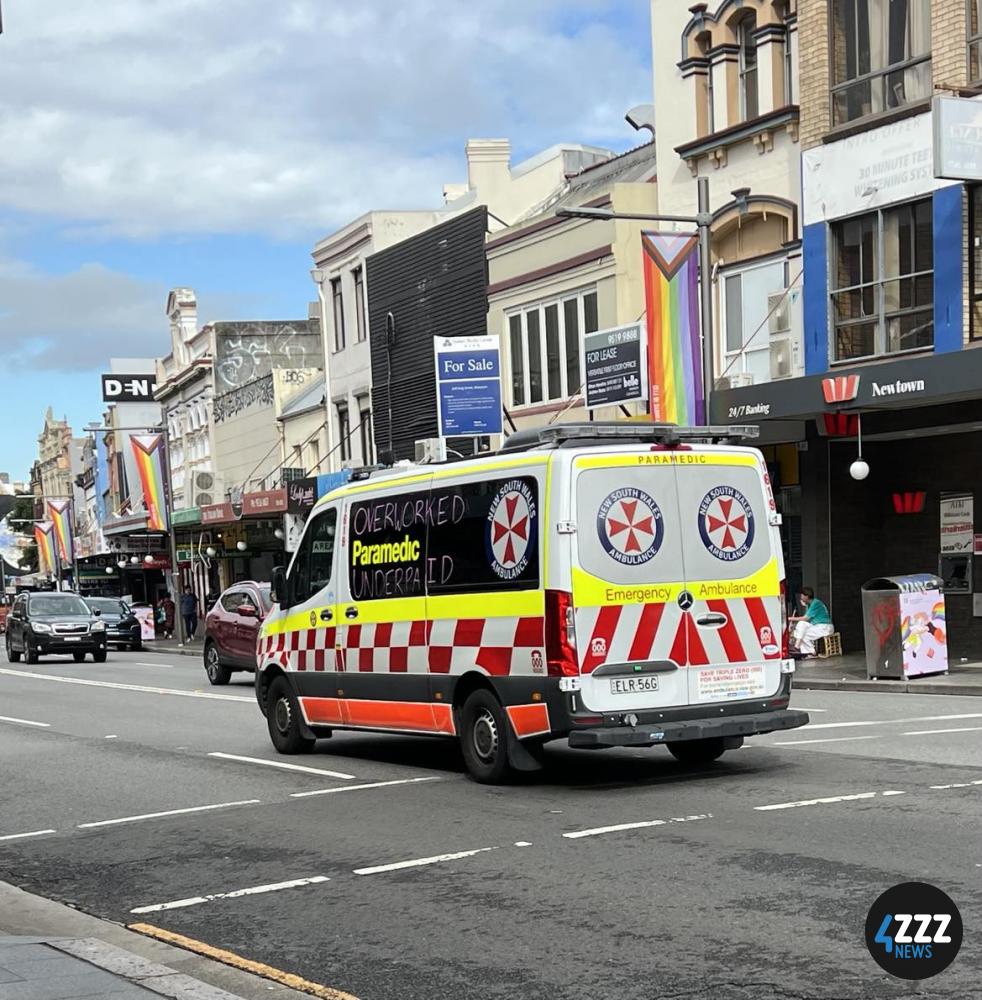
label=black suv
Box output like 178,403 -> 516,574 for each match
5,592 -> 109,663
84,597 -> 143,651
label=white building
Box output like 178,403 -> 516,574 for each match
310,138 -> 613,469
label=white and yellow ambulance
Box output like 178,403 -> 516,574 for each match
256,423 -> 808,782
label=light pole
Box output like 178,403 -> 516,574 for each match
556,177 -> 740,426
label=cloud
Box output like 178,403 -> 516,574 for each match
0,0 -> 650,239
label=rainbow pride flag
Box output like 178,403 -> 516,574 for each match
642,231 -> 704,425
47,500 -> 74,564
131,434 -> 169,531
34,521 -> 56,575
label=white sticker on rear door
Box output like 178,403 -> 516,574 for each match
696,664 -> 766,701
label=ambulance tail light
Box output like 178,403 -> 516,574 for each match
780,580 -> 789,659
545,590 -> 578,677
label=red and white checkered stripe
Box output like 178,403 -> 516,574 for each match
577,598 -> 780,673
258,626 -> 338,672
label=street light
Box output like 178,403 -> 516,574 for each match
556,175 -> 721,426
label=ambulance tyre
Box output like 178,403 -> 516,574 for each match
460,689 -> 512,784
267,675 -> 315,755
667,737 -> 727,765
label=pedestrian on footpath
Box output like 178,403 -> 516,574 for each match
789,586 -> 834,658
180,587 -> 200,642
158,591 -> 175,640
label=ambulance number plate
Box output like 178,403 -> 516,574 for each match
610,675 -> 658,695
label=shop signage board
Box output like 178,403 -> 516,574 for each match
940,493 -> 974,554
581,323 -> 647,409
171,507 -> 201,526
243,489 -> 287,515
101,373 -> 158,403
933,95 -> 982,181
201,503 -> 233,525
287,478 -> 318,516
433,335 -> 503,437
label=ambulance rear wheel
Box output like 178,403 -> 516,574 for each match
267,676 -> 314,755
460,689 -> 512,784
667,737 -> 727,765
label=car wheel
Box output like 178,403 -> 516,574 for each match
459,688 -> 513,784
6,635 -> 21,663
72,652 -> 86,663
93,649 -> 107,663
204,642 -> 232,686
131,640 -> 143,653
667,737 -> 728,765
25,644 -> 38,665
266,675 -> 314,754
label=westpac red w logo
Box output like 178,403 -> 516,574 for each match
822,374 -> 860,403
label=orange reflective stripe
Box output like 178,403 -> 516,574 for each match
506,703 -> 551,739
301,697 -> 344,725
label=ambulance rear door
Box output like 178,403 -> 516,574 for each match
674,448 -> 784,707
570,451 -> 690,713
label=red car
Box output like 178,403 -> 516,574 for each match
203,582 -> 271,685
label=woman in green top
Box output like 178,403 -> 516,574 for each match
790,586 -> 834,657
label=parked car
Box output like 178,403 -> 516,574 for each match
5,591 -> 108,663
83,597 -> 143,651
203,582 -> 270,685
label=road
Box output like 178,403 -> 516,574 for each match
0,645 -> 979,1000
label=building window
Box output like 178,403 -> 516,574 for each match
721,259 -> 787,383
970,186 -> 982,339
353,266 -> 367,343
336,403 -> 350,462
831,0 -> 931,126
307,437 -> 320,474
971,0 -> 982,82
358,398 -> 373,465
785,22 -> 796,104
507,289 -> 598,407
831,199 -> 933,362
738,13 -> 759,121
331,277 -> 345,353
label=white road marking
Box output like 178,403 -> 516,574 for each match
755,792 -> 877,811
77,799 -> 261,829
105,735 -> 118,740
881,790 -> 906,797
931,780 -> 982,790
130,876 -> 329,914
807,713 -> 982,731
354,847 -> 497,876
514,841 -> 532,847
0,715 -> 50,728
563,814 -> 712,840
0,829 -> 56,842
0,667 -> 253,702
290,777 -> 440,798
208,752 -> 355,781
772,735 -> 881,746
133,662 -> 174,669
903,726 -> 982,736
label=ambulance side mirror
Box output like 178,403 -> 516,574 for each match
271,566 -> 288,608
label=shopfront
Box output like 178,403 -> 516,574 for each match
200,489 -> 289,589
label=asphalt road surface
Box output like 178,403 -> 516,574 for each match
0,645 -> 980,1000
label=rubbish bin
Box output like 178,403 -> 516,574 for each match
861,574 -> 947,680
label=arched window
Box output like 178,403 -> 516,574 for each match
737,13 -> 759,120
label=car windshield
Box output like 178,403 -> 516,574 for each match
30,595 -> 92,616
86,598 -> 125,615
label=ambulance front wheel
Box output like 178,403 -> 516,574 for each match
460,689 -> 512,784
267,676 -> 315,755
666,737 -> 730,765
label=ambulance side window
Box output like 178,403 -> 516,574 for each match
291,508 -> 337,605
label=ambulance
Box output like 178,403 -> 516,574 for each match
256,423 -> 809,783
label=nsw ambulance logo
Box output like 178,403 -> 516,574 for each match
597,487 -> 664,566
487,479 -> 536,580
698,486 -> 755,562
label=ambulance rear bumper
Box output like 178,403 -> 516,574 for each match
567,708 -> 809,749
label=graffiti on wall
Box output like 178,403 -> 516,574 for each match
213,375 -> 275,424
213,321 -> 322,390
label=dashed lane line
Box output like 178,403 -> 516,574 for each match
0,829 -> 56,842
806,712 -> 982,731
563,813 -> 712,839
353,847 -> 497,876
772,735 -> 881,746
208,752 -> 355,781
0,715 -> 50,728
931,780 -> 982,790
0,667 -> 254,702
291,776 -> 441,797
754,791 -> 906,811
903,726 -> 982,736
130,875 -> 330,914
77,799 -> 261,829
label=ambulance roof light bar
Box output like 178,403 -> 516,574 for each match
533,422 -> 759,448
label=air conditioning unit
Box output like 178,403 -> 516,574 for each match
191,470 -> 220,508
724,373 -> 756,389
415,437 -> 447,463
768,286 -> 804,380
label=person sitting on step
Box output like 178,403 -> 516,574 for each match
789,586 -> 834,658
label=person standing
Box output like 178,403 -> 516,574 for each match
158,591 -> 176,640
789,587 -> 834,658
180,586 -> 200,642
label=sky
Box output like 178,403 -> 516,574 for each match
0,0 -> 652,481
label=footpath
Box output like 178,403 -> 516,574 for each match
0,882 -> 343,1000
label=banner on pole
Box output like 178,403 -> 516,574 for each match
131,434 -> 169,531
34,522 -> 56,575
641,231 -> 704,425
47,500 -> 74,564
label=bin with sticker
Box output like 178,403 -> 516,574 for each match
861,574 -> 947,680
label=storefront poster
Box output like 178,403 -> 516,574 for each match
940,493 -> 973,554
900,590 -> 947,677
132,605 -> 156,642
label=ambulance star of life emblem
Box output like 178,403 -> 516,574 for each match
698,486 -> 755,562
597,487 -> 664,566
487,479 -> 536,580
